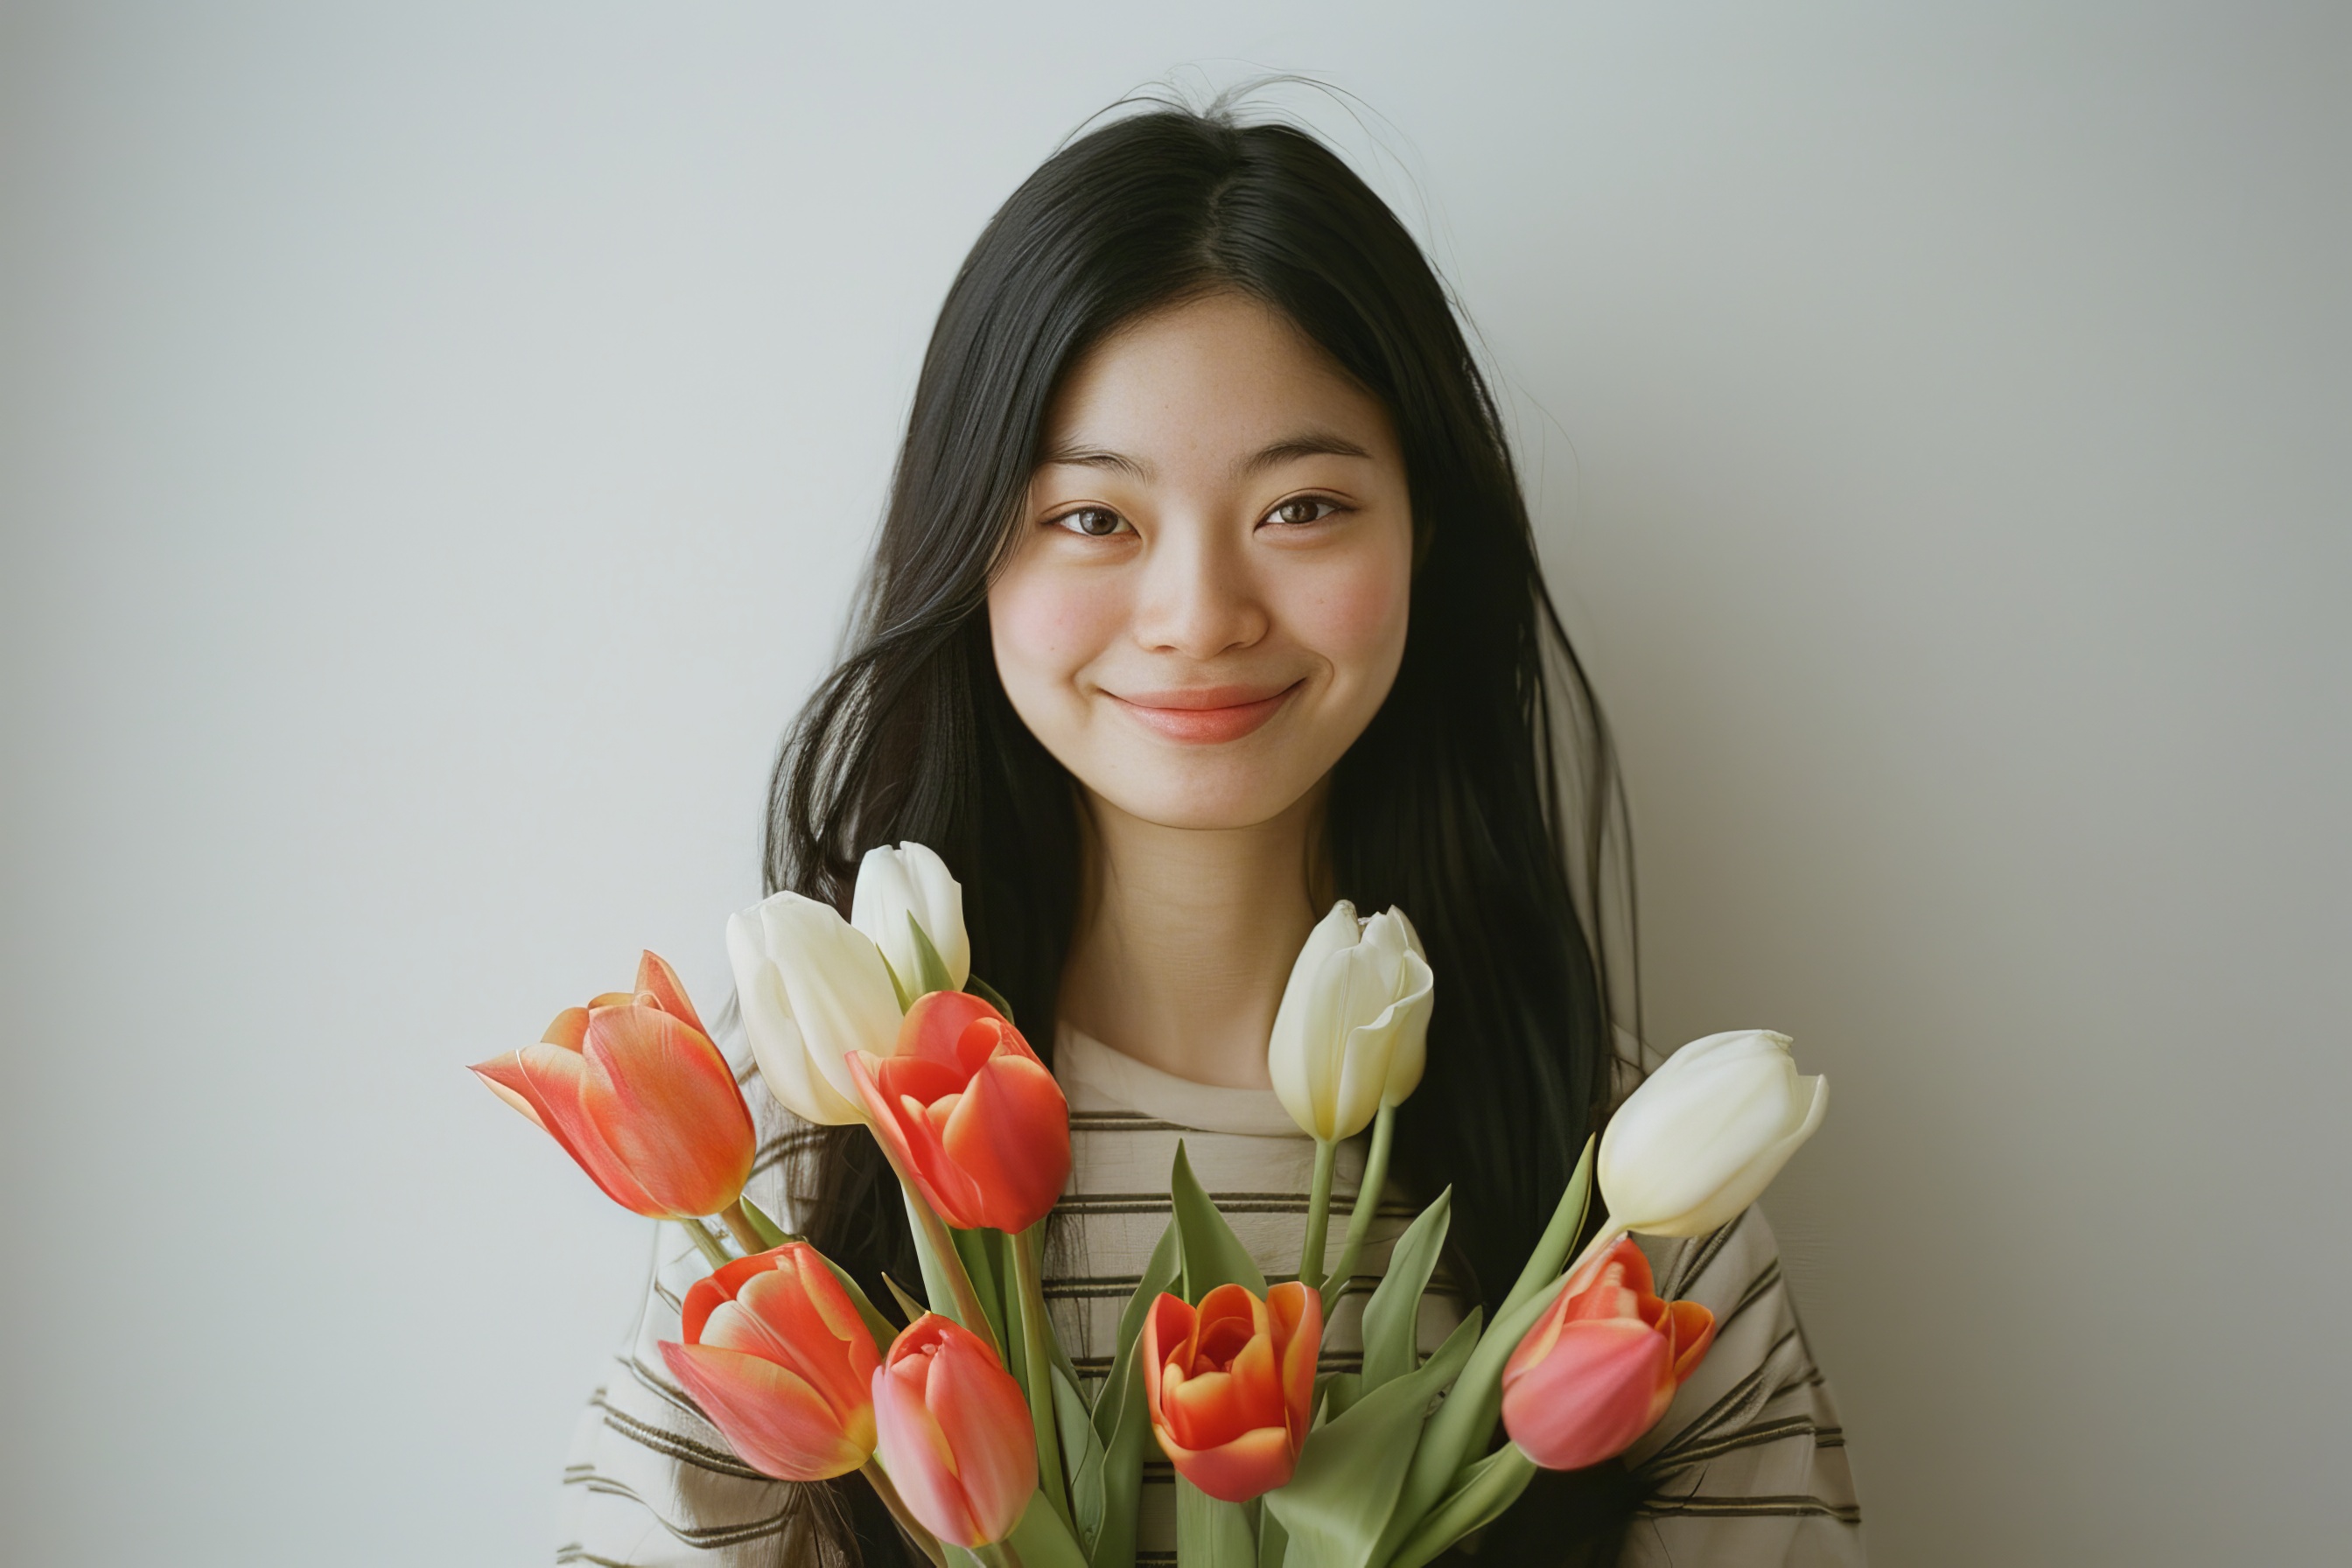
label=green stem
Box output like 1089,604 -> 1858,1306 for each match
1297,1137 -> 1339,1300
1320,1105 -> 1395,1307
972,1539 -> 1028,1568
717,1199 -> 768,1256
860,1460 -> 948,1567
1011,1225 -> 1073,1532
681,1215 -> 732,1270
897,1181 -> 1002,1359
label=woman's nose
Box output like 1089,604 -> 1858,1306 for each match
1130,520 -> 1268,659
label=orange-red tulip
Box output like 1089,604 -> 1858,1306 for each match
871,1313 -> 1037,1548
1141,1281 -> 1322,1502
471,951 -> 754,1219
657,1243 -> 881,1481
846,990 -> 1070,1234
1501,1237 -> 1715,1471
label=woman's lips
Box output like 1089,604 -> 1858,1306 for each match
1109,682 -> 1302,744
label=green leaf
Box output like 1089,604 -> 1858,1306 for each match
882,952 -> 914,1013
882,1273 -> 929,1326
1317,1370 -> 1363,1423
964,970 -> 1017,1025
906,912 -> 956,997
1004,1490 -> 1091,1568
1096,1219 -> 1182,1433
1371,1276 -> 1573,1568
1054,1364 -> 1108,1557
1257,1505 -> 1290,1568
1494,1138 -> 1593,1327
1176,1479 -> 1258,1567
737,1195 -> 793,1249
1262,1308 -> 1481,1568
1382,1445 -> 1539,1568
1358,1188 -> 1451,1395
1090,1220 -> 1180,1568
1172,1141 -> 1267,1303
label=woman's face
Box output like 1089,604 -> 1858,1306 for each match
988,291 -> 1415,832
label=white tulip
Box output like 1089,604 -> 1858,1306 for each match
1599,1030 -> 1828,1237
1268,901 -> 1435,1142
850,842 -> 971,997
726,890 -> 906,1125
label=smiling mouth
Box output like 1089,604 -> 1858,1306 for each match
1108,682 -> 1303,744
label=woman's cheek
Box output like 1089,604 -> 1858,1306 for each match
988,562 -> 1127,718
1292,536 -> 1412,690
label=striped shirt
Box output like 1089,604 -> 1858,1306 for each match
557,1027 -> 1863,1565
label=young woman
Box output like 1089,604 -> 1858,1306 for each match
559,106 -> 1863,1567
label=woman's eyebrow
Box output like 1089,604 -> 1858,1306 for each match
1037,430 -> 1373,482
1039,443 -> 1152,479
1236,430 -> 1374,476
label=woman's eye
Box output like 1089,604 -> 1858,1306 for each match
1264,496 -> 1342,527
1051,506 -> 1130,538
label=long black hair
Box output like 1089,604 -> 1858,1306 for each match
767,102 -> 1639,1565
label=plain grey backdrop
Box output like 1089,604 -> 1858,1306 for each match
4,4 -> 2346,1564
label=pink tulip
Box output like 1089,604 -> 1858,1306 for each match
471,951 -> 754,1219
658,1243 -> 881,1481
846,990 -> 1071,1234
1501,1237 -> 1716,1471
1141,1281 -> 1322,1502
871,1313 -> 1037,1547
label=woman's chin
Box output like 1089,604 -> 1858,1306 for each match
1082,761 -> 1325,836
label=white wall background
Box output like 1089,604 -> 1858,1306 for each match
4,4 -> 2345,1564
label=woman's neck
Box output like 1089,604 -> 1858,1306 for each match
1056,786 -> 1326,1091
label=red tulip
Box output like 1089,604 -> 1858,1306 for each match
471,951 -> 754,1219
845,990 -> 1070,1234
1141,1281 -> 1322,1502
1501,1237 -> 1716,1471
871,1313 -> 1037,1547
657,1243 -> 881,1480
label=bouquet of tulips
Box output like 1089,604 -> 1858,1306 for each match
474,844 -> 1827,1568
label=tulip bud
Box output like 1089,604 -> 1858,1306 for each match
471,952 -> 754,1219
851,841 -> 971,996
872,1314 -> 1037,1548
657,1243 -> 881,1481
727,890 -> 906,1125
1268,902 -> 1433,1142
1600,1030 -> 1829,1238
1141,1281 -> 1322,1502
1502,1238 -> 1713,1471
847,990 -> 1071,1234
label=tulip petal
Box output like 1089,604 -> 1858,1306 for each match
473,1044 -> 664,1216
924,1327 -> 1037,1544
873,1357 -> 982,1546
1156,1422 -> 1298,1503
1502,1317 -> 1672,1472
661,1341 -> 867,1480
1267,902 -> 1362,1138
541,1006 -> 591,1051
1662,1299 -> 1717,1384
579,1003 -> 755,1217
729,893 -> 903,1125
634,949 -> 708,1036
942,1054 -> 1071,1234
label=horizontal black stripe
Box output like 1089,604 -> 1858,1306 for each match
1649,1415 -> 1842,1474
1056,1191 -> 1418,1219
592,1393 -> 767,1480
1637,1494 -> 1861,1524
567,1474 -> 794,1546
